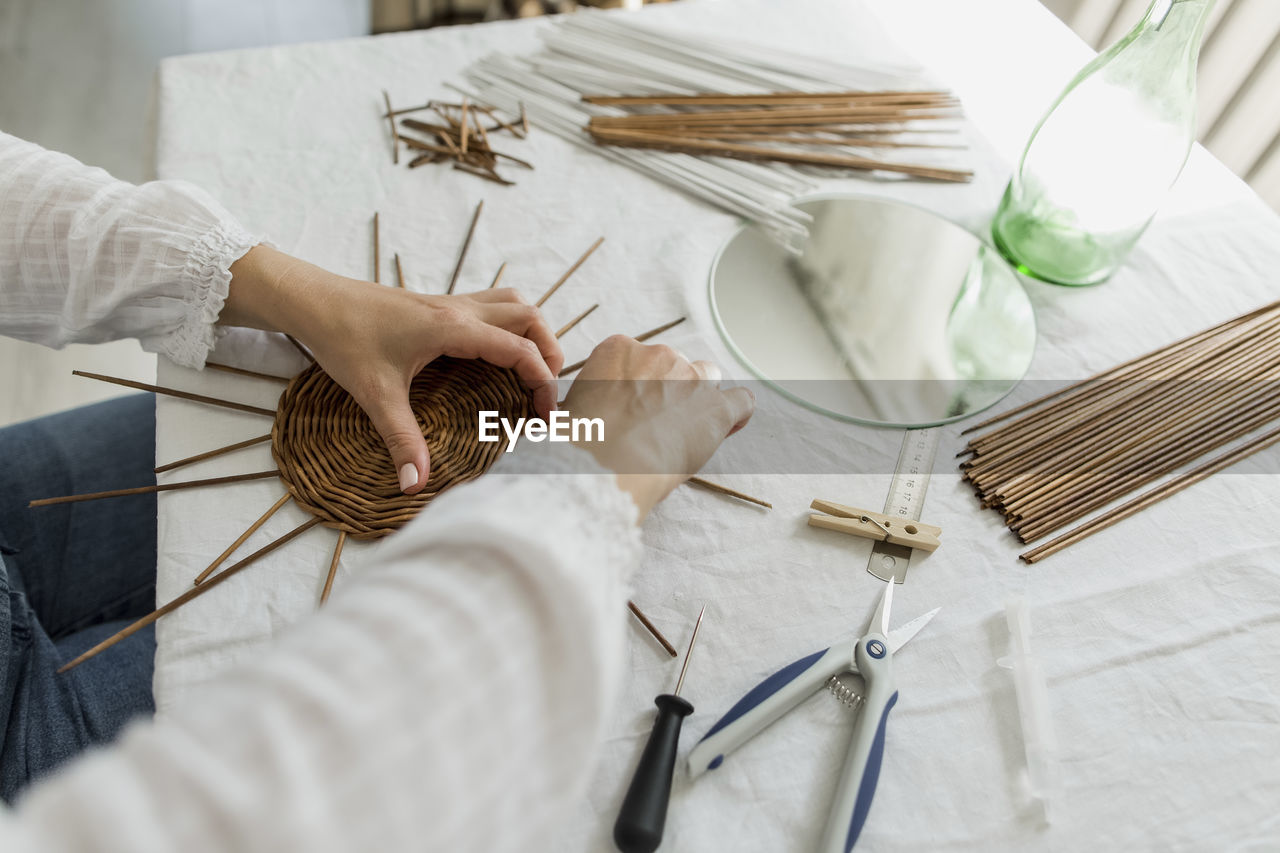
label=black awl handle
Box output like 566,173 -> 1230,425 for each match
612,694 -> 694,853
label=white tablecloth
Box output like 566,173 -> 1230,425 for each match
151,1 -> 1280,849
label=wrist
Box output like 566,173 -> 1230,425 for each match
611,474 -> 671,523
223,245 -> 328,340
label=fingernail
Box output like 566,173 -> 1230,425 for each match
398,462 -> 419,492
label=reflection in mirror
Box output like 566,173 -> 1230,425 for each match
710,196 -> 1037,427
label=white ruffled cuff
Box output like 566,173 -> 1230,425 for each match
154,219 -> 259,369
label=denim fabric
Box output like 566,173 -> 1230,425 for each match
0,395 -> 158,803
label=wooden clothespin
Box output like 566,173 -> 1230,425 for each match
807,499 -> 941,553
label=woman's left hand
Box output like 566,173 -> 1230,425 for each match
221,245 -> 563,494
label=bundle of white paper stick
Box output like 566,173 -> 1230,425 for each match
462,13 -> 965,249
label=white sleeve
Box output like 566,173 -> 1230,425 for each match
0,131 -> 260,367
0,443 -> 642,853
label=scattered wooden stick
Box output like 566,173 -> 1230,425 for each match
205,362 -> 291,383
193,493 -> 293,585
155,434 -> 273,475
401,124 -> 457,148
686,476 -> 772,509
460,97 -> 470,155
555,304 -> 599,338
492,150 -> 534,169
488,262 -> 507,289
432,102 -> 460,129
634,316 -> 688,343
57,518 -> 322,673
373,212 -> 380,284
29,471 -> 279,507
382,90 -> 399,165
558,316 -> 686,376
401,138 -> 449,154
476,104 -> 523,139
536,237 -> 605,308
448,200 -> 484,294
453,163 -> 513,185
627,600 -> 677,658
72,371 -> 275,417
384,99 -> 529,184
395,253 -> 406,289
383,101 -> 434,118
558,356 -> 590,378
320,530 -> 348,605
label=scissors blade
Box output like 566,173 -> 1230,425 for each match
886,606 -> 941,654
867,579 -> 894,637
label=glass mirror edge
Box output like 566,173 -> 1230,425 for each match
707,193 -> 1039,429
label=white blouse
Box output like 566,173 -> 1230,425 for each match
0,131 -> 641,852
0,130 -> 256,367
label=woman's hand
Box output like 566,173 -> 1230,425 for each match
562,335 -> 754,521
222,245 -> 562,494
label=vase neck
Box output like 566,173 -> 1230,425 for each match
1141,0 -> 1214,38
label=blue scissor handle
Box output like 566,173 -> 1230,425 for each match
687,643 -> 854,778
818,634 -> 897,853
841,689 -> 897,850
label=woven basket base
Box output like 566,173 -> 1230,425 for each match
271,358 -> 535,539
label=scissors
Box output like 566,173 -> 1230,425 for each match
686,582 -> 939,852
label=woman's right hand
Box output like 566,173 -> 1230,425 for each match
562,335 -> 755,522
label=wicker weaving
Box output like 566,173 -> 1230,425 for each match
271,358 -> 535,539
40,218 -> 722,670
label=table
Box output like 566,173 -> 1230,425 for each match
150,1 -> 1280,849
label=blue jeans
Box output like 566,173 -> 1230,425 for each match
0,395 -> 157,803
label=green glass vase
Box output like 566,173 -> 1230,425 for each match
992,0 -> 1214,286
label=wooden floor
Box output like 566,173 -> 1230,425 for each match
0,0 -> 368,426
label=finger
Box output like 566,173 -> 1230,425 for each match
476,302 -> 564,376
464,287 -> 524,305
691,360 -> 722,382
444,323 -> 558,419
721,386 -> 756,436
360,386 -> 431,494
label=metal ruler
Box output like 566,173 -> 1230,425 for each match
867,427 -> 939,583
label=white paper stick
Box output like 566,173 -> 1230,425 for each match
463,15 -> 957,246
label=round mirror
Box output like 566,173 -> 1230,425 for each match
710,196 -> 1037,427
